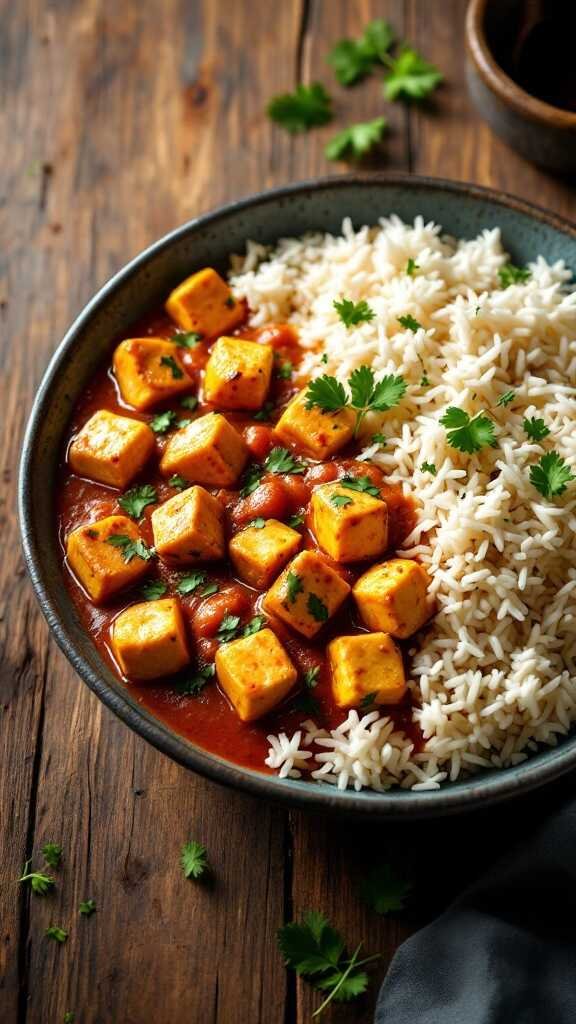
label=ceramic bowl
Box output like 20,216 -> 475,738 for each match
466,0 -> 576,173
19,174 -> 576,818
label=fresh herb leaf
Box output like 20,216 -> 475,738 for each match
420,372 -> 430,387
360,863 -> 413,914
304,666 -> 320,689
141,579 -> 168,600
242,614 -> 266,637
172,332 -> 202,348
216,613 -> 241,643
176,418 -> 192,429
406,257 -> 419,276
265,447 -> 306,475
79,898 -> 96,917
305,374 -> 348,412
180,841 -> 209,880
523,417 -> 550,442
421,461 -> 437,475
19,861 -> 54,896
330,493 -> 353,508
371,433 -> 386,445
360,691 -> 377,708
176,663 -> 215,696
497,390 -> 516,407
529,451 -> 575,499
160,355 -> 184,379
440,407 -> 497,454
106,535 -> 155,563
276,360 -> 294,380
169,474 -> 188,490
150,409 -> 177,434
46,925 -> 68,943
397,313 -> 422,332
239,463 -> 265,497
340,474 -> 380,497
286,571 -> 304,604
327,19 -> 394,85
498,263 -> 531,288
267,82 -> 332,133
334,297 -> 375,328
305,365 -> 406,436
253,400 -> 275,422
320,353 -> 329,365
325,117 -> 387,161
180,394 -> 199,410
200,582 -> 219,597
307,592 -> 329,623
383,47 -> 442,101
247,517 -> 266,530
42,843 -> 62,869
177,571 -> 207,595
64,1014 -> 75,1023
287,513 -> 305,529
118,484 -> 157,520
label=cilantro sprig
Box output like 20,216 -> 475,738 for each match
498,263 -> 531,288
305,364 -> 406,437
19,860 -> 55,896
106,535 -> 155,563
327,19 -> 394,85
325,117 -> 387,162
176,663 -> 215,696
46,925 -> 68,944
119,484 -> 157,520
79,899 -> 97,917
529,452 -> 575,500
440,407 -> 497,454
267,83 -> 332,133
181,841 -> 209,880
42,843 -> 63,869
265,447 -> 306,475
523,417 -> 550,442
383,47 -> 442,101
334,298 -> 375,327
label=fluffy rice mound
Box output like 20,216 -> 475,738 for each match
230,216 -> 576,791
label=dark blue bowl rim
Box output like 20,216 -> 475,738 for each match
18,172 -> 576,819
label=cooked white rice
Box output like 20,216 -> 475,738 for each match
230,216 -> 576,792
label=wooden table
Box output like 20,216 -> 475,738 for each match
2,2 -> 575,1021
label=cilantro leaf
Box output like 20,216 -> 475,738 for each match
265,447 -> 306,475
304,666 -> 320,689
305,365 -> 406,436
177,571 -> 207,595
46,925 -> 68,943
440,407 -> 498,454
216,613 -> 241,643
334,297 -> 375,327
370,372 -> 408,411
371,433 -> 386,445
420,372 -> 430,387
498,263 -> 531,287
242,615 -> 266,637
360,863 -> 413,914
141,579 -> 168,600
106,535 -> 155,563
239,463 -> 265,497
160,355 -> 184,379
42,843 -> 62,869
181,841 -> 209,880
497,390 -> 516,407
200,582 -> 219,597
267,82 -> 332,133
79,898 -> 96,917
287,513 -> 305,528
253,400 -> 275,422
330,493 -> 353,508
340,474 -> 380,497
64,1014 -> 75,1023
307,592 -> 329,623
383,47 -> 442,101
420,461 -> 437,476
328,19 -> 394,85
360,691 -> 377,708
176,663 -> 215,696
180,394 -> 199,410
523,417 -> 550,442
276,360 -> 294,380
406,258 -> 419,276
118,484 -> 158,520
176,418 -> 192,429
172,332 -> 202,348
305,375 -> 348,413
247,517 -> 266,529
397,313 -> 422,332
325,117 -> 387,162
19,860 -> 54,896
150,409 -> 177,434
286,571 -> 304,605
169,474 -> 189,490
529,451 -> 575,499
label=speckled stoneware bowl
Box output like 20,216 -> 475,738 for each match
19,175 -> 576,818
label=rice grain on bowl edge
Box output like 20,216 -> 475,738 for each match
229,215 -> 576,792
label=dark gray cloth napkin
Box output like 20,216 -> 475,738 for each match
375,773 -> 576,1023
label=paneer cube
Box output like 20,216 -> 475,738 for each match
159,412 -> 248,487
204,337 -> 274,411
66,515 -> 151,603
263,550 -> 350,639
113,338 -> 192,410
68,409 -> 155,489
151,485 -> 224,565
229,519 -> 301,589
311,482 -> 388,563
215,628 -> 297,722
353,558 -> 431,639
329,633 -> 406,708
275,389 -> 355,460
111,598 -> 190,681
165,267 -> 243,338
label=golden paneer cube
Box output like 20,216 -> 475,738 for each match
159,412 -> 248,487
151,485 -> 224,566
113,338 -> 192,410
215,628 -> 297,722
329,633 -> 406,709
204,336 -> 274,411
165,267 -> 243,338
311,482 -> 388,563
274,389 -> 355,460
111,598 -> 190,681
68,409 -> 155,489
66,515 -> 151,603
353,558 -> 431,639
229,519 -> 301,589
263,550 -> 350,639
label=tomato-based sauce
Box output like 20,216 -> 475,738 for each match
56,300 -> 421,773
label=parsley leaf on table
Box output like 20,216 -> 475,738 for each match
383,47 -> 442,101
176,571 -> 207,595
360,863 -> 413,914
327,19 -> 394,85
106,535 -> 155,563
160,355 -> 184,379
19,860 -> 54,896
118,484 -> 158,520
46,925 -> 68,943
141,579 -> 168,600
180,841 -> 209,880
498,263 -> 531,287
64,1014 -> 75,1023
307,593 -> 329,623
440,407 -> 497,454
150,409 -> 177,434
305,365 -> 406,437
267,82 -> 332,133
42,843 -> 62,869
523,417 -> 550,442
265,447 -> 306,475
286,571 -> 304,604
529,452 -> 575,499
176,663 -> 215,697
334,297 -> 375,327
216,613 -> 241,643
172,331 -> 202,348
325,117 -> 387,161
79,898 -> 96,917
397,313 -> 422,332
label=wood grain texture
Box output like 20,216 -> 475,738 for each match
1,0 -> 575,1021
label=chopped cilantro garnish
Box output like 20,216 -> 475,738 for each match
330,493 -> 353,508
523,417 -> 550,442
247,517 -> 266,529
180,394 -> 199,410
169,474 -> 188,490
172,332 -> 202,348
360,691 -> 377,708
307,592 -> 329,623
118,484 -> 157,520
420,461 -> 437,475
287,513 -> 305,529
176,663 -> 215,696
160,355 -> 184,379
239,463 -> 265,497
216,613 -> 241,643
529,452 -> 575,499
276,360 -> 294,380
340,474 -> 380,497
440,407 -> 497,454
150,409 -> 177,434
253,401 -> 275,422
286,571 -> 304,604
106,535 -> 155,563
199,582 -> 219,597
498,263 -> 530,288
181,840 -> 209,880
397,313 -> 422,332
141,579 -> 168,600
176,571 -> 207,595
371,433 -> 386,445
267,82 -> 332,133
242,615 -> 266,637
497,390 -> 516,407
383,47 -> 442,101
406,257 -> 419,276
303,666 -> 320,689
334,297 -> 375,327
265,447 -> 306,475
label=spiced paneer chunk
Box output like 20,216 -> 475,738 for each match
275,388 -> 355,460
113,338 -> 192,410
165,267 -> 243,338
204,336 -> 274,411
66,515 -> 151,603
159,411 -> 248,487
329,632 -> 406,709
215,628 -> 297,722
111,598 -> 190,681
151,485 -> 224,565
229,519 -> 302,589
353,558 -> 431,639
311,481 -> 388,563
264,550 -> 350,639
68,410 -> 155,489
